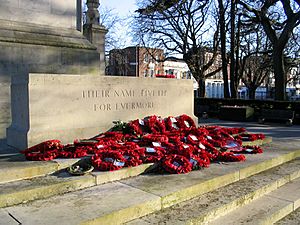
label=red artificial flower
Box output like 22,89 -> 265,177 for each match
217,152 -> 246,162
162,154 -> 192,174
177,114 -> 196,130
140,147 -> 165,163
91,151 -> 126,171
20,140 -> 62,161
59,144 -> 89,158
144,115 -> 166,134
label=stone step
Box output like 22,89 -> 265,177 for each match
0,155 -> 82,184
126,158 -> 300,225
0,163 -> 153,208
1,145 -> 299,225
209,177 -> 300,225
275,206 -> 300,225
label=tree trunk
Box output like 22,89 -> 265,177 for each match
218,0 -> 230,98
248,88 -> 256,100
229,0 -> 237,98
197,78 -> 206,97
273,48 -> 286,101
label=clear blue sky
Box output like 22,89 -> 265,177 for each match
100,0 -> 138,48
101,0 -> 137,17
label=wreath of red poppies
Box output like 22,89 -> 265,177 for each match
235,133 -> 265,141
177,114 -> 196,129
217,152 -> 246,162
162,154 -> 192,174
145,115 -> 166,134
121,149 -> 143,167
141,147 -> 166,163
165,116 -> 180,132
58,145 -> 89,158
20,140 -> 62,161
20,114 -> 266,175
91,151 -> 126,171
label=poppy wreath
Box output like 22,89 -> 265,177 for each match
91,150 -> 126,171
177,114 -> 196,129
73,139 -> 100,154
225,127 -> 246,135
142,133 -> 169,144
171,143 -> 194,159
193,152 -> 211,168
188,153 -> 210,170
165,116 -> 180,132
122,149 -> 143,167
165,131 -> 182,143
189,127 -> 209,138
20,140 -> 62,161
109,141 -> 140,152
99,131 -> 125,141
145,115 -> 166,134
141,147 -> 165,163
200,142 -> 219,161
217,152 -> 246,162
240,145 -> 263,154
58,145 -> 89,158
235,133 -> 265,141
206,135 -> 227,147
128,119 -> 144,135
186,134 -> 201,145
162,154 -> 192,174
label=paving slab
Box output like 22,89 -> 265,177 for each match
3,182 -> 161,225
0,209 -> 17,225
126,158 -> 300,225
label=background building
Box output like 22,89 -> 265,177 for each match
108,46 -> 164,77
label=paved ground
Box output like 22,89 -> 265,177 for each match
1,118 -> 300,156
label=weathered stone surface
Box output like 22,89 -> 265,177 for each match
0,38 -> 100,140
7,74 -> 195,149
0,0 -> 103,140
0,0 -> 76,29
0,209 -> 16,225
4,182 -> 161,225
126,158 -> 300,225
1,146 -> 300,225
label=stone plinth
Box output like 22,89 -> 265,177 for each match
0,0 -> 103,139
7,74 -> 196,149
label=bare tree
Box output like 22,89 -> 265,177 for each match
237,17 -> 273,99
239,0 -> 300,100
134,0 -> 222,97
217,0 -> 231,98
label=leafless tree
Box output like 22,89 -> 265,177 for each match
238,0 -> 300,100
134,0 -> 222,97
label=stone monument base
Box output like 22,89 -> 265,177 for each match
7,74 -> 196,149
0,19 -> 102,139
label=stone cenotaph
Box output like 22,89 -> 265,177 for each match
3,0 -> 196,150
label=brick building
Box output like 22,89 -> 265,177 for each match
108,46 -> 164,77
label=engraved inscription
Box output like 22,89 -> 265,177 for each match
82,88 -> 167,112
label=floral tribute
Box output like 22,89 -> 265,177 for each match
20,114 -> 266,174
